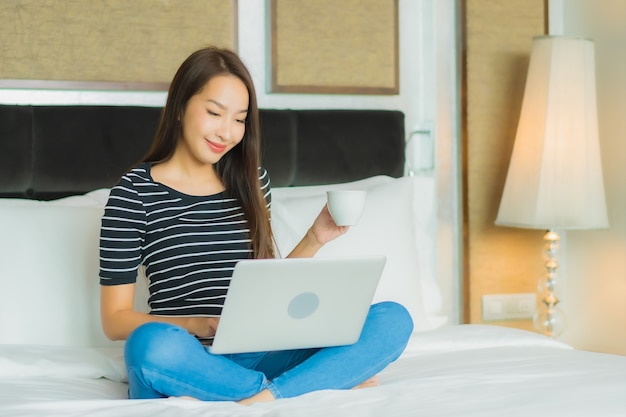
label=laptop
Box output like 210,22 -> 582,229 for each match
209,255 -> 386,354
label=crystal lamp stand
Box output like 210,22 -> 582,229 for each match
532,229 -> 566,338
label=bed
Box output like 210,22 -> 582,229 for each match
0,104 -> 624,416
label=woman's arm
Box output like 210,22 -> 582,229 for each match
287,205 -> 348,258
100,284 -> 219,341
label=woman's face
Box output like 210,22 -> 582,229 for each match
177,74 -> 249,166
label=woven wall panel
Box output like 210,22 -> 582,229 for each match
0,0 -> 235,88
464,0 -> 545,329
270,0 -> 398,94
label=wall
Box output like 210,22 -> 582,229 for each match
559,0 -> 626,354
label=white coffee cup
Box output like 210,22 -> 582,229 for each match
326,190 -> 367,226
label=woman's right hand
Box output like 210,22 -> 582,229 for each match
187,317 -> 220,338
101,283 -> 222,340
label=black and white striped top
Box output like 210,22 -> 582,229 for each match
99,163 -> 271,318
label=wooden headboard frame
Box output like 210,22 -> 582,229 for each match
0,105 -> 405,199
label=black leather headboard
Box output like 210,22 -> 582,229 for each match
0,105 -> 405,200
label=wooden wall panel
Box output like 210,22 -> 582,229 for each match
0,0 -> 236,89
463,0 -> 546,330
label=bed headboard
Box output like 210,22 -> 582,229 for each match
0,105 -> 405,199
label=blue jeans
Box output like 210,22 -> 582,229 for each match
124,301 -> 413,401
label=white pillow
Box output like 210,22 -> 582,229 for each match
271,176 -> 447,332
0,345 -> 126,381
0,204 -> 120,347
0,190 -> 156,347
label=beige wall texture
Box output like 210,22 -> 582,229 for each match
0,0 -> 235,86
561,0 -> 626,355
270,0 -> 398,94
463,0 -> 546,333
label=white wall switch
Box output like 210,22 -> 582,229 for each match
482,293 -> 536,321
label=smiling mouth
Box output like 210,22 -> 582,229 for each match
206,139 -> 227,153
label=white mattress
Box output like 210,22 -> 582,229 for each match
1,325 -> 624,417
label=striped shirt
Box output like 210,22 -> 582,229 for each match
99,163 -> 271,318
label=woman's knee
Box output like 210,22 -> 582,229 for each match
369,301 -> 414,341
125,322 -> 196,368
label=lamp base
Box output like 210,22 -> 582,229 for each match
533,229 -> 566,338
533,306 -> 566,338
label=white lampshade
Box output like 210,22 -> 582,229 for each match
496,36 -> 609,230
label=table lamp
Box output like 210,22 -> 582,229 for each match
495,36 -> 609,338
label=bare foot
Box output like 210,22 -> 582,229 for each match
238,376 -> 379,406
353,375 -> 380,389
238,389 -> 276,406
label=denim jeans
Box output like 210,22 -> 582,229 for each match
124,301 -> 413,401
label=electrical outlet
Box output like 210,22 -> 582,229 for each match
482,293 -> 536,321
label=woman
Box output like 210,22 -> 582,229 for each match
99,46 -> 413,404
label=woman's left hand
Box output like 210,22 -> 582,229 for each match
287,205 -> 349,258
308,204 -> 348,246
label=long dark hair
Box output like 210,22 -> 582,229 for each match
144,46 -> 274,259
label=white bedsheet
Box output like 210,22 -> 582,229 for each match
1,325 -> 624,417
